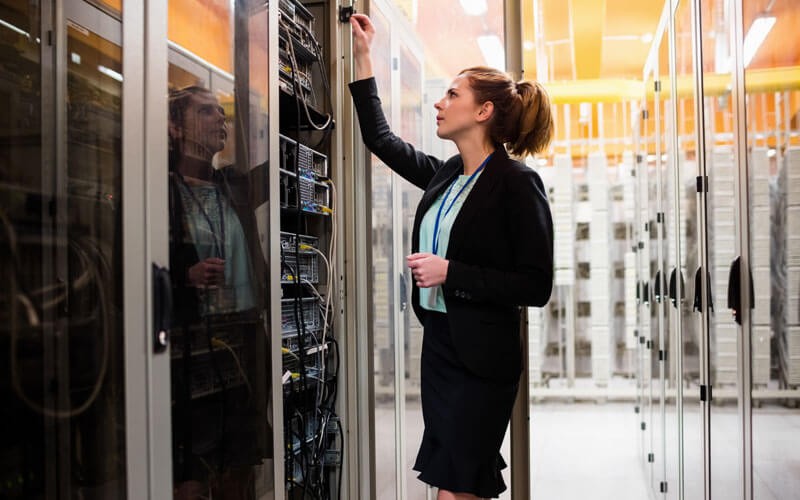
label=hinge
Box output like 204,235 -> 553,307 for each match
696,175 -> 708,193
654,80 -> 662,92
648,453 -> 654,463
634,329 -> 639,337
639,336 -> 646,345
657,212 -> 664,223
634,405 -> 640,414
646,340 -> 652,349
660,481 -> 668,493
47,30 -> 53,46
636,154 -> 643,164
641,421 -> 646,431
642,109 -> 649,120
639,241 -> 644,249
700,384 -> 713,402
644,222 -> 649,231
658,349 -> 665,361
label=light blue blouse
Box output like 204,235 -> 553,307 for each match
178,182 -> 256,316
418,170 -> 483,312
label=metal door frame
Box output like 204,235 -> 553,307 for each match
122,0 -> 171,497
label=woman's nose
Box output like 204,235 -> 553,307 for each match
434,99 -> 443,111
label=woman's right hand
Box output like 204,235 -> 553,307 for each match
188,257 -> 225,287
350,14 -> 375,80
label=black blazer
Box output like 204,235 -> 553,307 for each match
350,78 -> 554,381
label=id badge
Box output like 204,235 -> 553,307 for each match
427,285 -> 441,309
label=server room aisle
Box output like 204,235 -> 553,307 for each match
530,403 -> 649,500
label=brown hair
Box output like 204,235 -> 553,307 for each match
457,66 -> 554,158
168,85 -> 214,168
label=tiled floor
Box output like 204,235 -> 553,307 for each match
375,401 -> 800,499
529,402 -> 650,500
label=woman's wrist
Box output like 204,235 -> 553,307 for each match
354,54 -> 374,81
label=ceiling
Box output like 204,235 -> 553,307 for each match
522,0 -> 663,82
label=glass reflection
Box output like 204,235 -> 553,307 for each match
1,4 -> 127,497
368,5 -> 398,499
399,42 -> 425,499
167,1 -> 273,498
700,0 -> 744,497
674,1 -> 704,498
743,1 -> 800,499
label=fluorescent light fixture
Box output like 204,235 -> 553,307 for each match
0,18 -> 31,38
646,154 -> 657,163
641,32 -> 653,44
71,52 -> 81,64
477,34 -> 505,71
98,65 -> 123,82
536,158 -> 548,167
459,0 -> 487,16
743,15 -> 775,67
767,149 -> 776,158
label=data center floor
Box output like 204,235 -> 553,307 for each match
375,400 -> 800,500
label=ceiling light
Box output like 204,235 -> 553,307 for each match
641,32 -> 653,44
743,15 -> 775,67
477,34 -> 505,71
0,18 -> 31,38
537,158 -> 548,167
459,0 -> 487,16
767,149 -> 776,158
98,65 -> 123,82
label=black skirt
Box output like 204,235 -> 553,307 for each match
413,311 -> 519,498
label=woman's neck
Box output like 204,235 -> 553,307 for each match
176,156 -> 215,181
456,140 -> 495,176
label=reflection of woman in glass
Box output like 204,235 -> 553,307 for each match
168,86 -> 255,317
168,86 -> 268,500
350,15 -> 554,500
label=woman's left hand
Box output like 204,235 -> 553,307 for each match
407,253 -> 449,288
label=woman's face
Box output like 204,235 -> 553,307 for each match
433,76 -> 485,141
179,91 -> 228,160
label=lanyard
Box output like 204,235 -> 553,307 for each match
176,174 -> 226,259
432,153 -> 492,255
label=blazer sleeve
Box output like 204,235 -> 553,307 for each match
349,77 -> 444,190
445,167 -> 554,307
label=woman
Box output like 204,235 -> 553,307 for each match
168,85 -> 269,499
350,14 -> 555,500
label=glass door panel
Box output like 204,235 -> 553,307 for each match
166,1 -> 273,498
743,1 -> 800,499
368,4 -> 399,499
642,69 -> 658,492
674,1 -> 705,498
700,0 -> 744,497
398,39 -> 425,500
1,1 -> 127,497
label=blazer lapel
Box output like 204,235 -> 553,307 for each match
412,159 -> 462,250
445,148 -> 507,257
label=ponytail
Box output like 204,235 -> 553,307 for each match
458,67 -> 554,158
507,80 -> 553,157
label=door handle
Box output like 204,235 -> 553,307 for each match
727,256 -> 753,325
399,272 -> 408,312
152,263 -> 172,353
653,271 -> 664,304
693,266 -> 713,313
669,267 -> 684,309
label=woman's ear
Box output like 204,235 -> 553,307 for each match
476,101 -> 494,123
